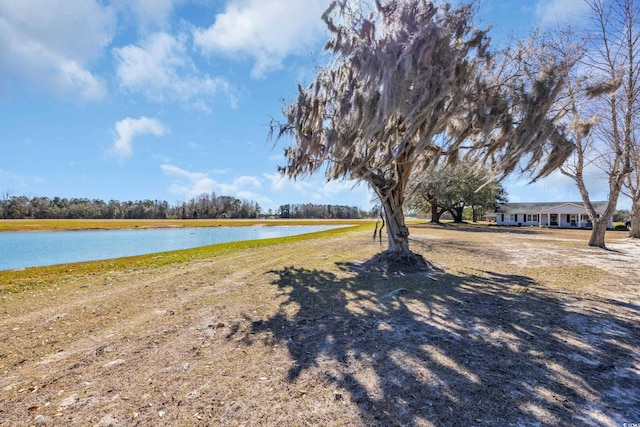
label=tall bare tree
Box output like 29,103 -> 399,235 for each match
625,135 -> 640,237
273,0 -> 577,260
560,0 -> 638,247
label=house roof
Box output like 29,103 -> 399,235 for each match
495,201 -> 609,214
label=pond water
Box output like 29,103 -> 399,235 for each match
0,225 -> 344,271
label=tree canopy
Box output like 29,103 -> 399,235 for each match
407,160 -> 508,223
273,0 -> 578,259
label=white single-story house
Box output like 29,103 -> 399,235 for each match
493,201 -> 613,229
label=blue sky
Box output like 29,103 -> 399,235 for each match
1,0 -> 626,213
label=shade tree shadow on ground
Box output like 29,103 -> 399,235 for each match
241,260 -> 639,426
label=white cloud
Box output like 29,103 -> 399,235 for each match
263,172 -> 314,194
535,0 -> 590,25
0,0 -> 114,101
160,166 -> 373,210
161,165 -> 266,200
233,176 -> 262,189
263,172 -> 373,207
193,0 -> 328,77
0,169 -> 28,191
116,0 -> 182,32
236,190 -> 273,207
114,32 -> 232,111
161,164 -> 216,197
112,117 -> 169,158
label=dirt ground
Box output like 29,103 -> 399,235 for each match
1,224 -> 639,426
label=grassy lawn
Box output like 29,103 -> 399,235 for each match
0,223 -> 638,426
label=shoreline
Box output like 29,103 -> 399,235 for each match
0,218 -> 372,233
0,224 -> 366,292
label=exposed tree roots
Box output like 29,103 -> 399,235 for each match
356,250 -> 443,275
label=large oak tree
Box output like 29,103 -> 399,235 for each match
273,0 -> 577,259
407,160 -> 508,223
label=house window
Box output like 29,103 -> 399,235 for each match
526,214 -> 538,222
508,214 -> 516,222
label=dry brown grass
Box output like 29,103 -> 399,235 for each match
1,223 -> 638,426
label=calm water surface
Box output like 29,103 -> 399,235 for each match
0,225 -> 344,271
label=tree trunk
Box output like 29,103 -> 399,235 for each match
430,200 -> 441,223
588,219 -> 608,248
380,193 -> 410,253
450,206 -> 464,223
563,163 -> 621,249
630,206 -> 640,238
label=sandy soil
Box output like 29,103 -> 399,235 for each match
1,224 -> 639,426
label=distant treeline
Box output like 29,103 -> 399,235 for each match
0,194 -> 371,220
277,203 -> 370,219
